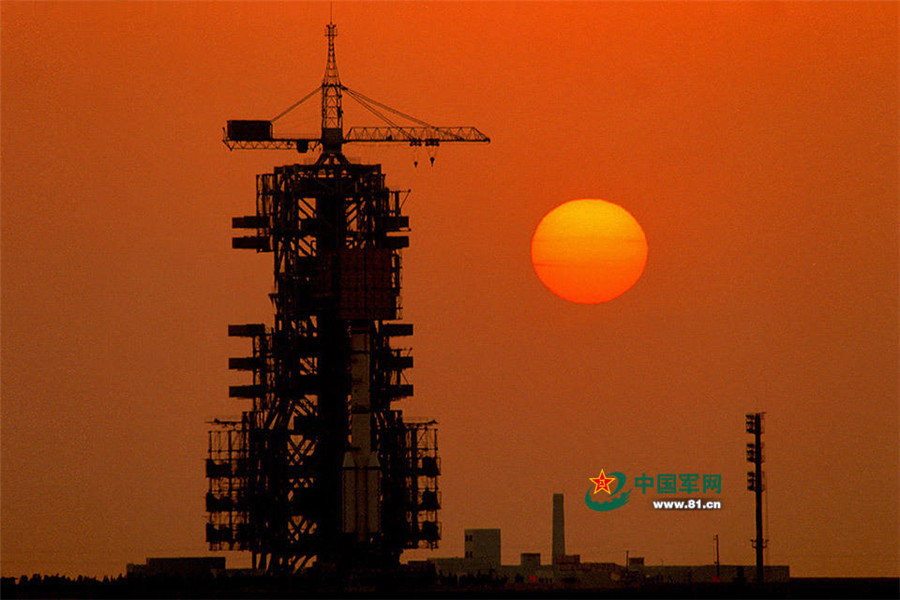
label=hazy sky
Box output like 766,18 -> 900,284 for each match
2,1 -> 897,578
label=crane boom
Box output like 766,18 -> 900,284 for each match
223,126 -> 488,152
223,21 -> 488,155
346,126 -> 488,144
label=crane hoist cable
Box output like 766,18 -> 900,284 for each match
270,86 -> 321,122
271,83 -> 440,135
343,88 -> 406,132
342,85 -> 435,129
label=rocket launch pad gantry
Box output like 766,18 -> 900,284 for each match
204,21 -> 487,573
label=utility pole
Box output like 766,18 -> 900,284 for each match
745,413 -> 766,584
714,534 -> 720,579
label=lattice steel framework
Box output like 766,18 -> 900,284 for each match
205,153 -> 440,572
201,19 -> 489,575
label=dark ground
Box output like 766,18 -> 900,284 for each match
2,574 -> 899,599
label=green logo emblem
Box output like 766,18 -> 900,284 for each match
585,469 -> 632,512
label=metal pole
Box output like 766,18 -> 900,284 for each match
755,419 -> 764,584
714,534 -> 720,578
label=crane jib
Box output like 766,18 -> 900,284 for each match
224,125 -> 489,152
224,21 -> 488,153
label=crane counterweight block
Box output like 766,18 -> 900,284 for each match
226,120 -> 273,141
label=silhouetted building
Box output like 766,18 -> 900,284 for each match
520,553 -> 541,571
426,493 -> 790,589
465,528 -> 501,568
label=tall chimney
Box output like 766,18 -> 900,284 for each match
552,493 -> 565,563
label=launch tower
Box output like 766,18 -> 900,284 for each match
204,22 -> 487,573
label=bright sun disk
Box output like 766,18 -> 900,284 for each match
530,199 -> 648,304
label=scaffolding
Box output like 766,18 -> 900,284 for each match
206,20 -> 486,574
206,157 -> 440,572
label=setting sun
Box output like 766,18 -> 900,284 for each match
531,199 -> 648,304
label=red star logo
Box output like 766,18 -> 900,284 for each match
590,469 -> 617,495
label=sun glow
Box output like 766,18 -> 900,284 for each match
531,199 -> 648,304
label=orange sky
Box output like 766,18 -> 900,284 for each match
2,1 -> 897,578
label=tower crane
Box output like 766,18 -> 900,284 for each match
224,22 -> 490,157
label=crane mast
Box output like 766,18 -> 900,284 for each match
321,22 -> 343,151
